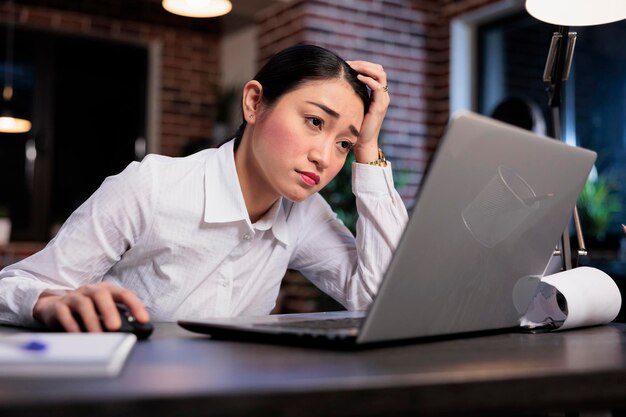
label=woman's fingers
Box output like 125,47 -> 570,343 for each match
107,285 -> 150,324
33,282 -> 149,333
346,60 -> 386,81
80,282 -> 150,328
67,290 -> 103,332
346,60 -> 390,119
346,60 -> 390,156
346,60 -> 389,93
89,285 -> 122,330
50,301 -> 81,332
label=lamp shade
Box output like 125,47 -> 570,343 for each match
162,0 -> 232,18
526,0 -> 626,26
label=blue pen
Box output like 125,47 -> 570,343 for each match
20,340 -> 48,352
0,336 -> 48,352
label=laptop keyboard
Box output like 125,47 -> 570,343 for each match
254,317 -> 364,331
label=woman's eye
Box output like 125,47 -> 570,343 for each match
338,140 -> 354,153
306,117 -> 323,129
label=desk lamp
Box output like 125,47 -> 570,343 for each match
525,0 -> 626,270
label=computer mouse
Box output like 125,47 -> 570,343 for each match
74,303 -> 154,340
112,303 -> 154,340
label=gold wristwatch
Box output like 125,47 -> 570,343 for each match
367,148 -> 387,167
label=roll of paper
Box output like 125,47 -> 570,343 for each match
520,267 -> 622,331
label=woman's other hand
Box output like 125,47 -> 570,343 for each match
346,60 -> 390,163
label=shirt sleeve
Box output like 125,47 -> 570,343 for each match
0,157 -> 158,327
288,162 -> 409,311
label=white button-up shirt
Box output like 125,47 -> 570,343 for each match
0,140 -> 408,326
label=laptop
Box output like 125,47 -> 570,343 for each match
178,111 -> 597,347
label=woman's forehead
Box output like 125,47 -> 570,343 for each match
285,79 -> 364,110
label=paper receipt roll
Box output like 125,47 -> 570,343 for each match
520,267 -> 622,331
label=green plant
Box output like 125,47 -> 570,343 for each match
320,153 -> 357,233
578,176 -> 622,241
0,206 -> 9,218
320,152 -> 411,234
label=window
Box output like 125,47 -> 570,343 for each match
0,27 -> 148,241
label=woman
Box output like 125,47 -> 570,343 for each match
0,44 -> 408,332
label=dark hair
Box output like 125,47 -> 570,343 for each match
491,97 -> 546,135
232,44 -> 370,147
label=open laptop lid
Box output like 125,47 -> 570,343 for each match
357,111 -> 596,344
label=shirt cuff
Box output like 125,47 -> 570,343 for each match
0,277 -> 60,328
351,161 -> 396,195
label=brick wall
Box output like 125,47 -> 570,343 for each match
426,0 -> 501,139
0,1 -> 220,157
257,0 -> 432,204
256,0 -> 500,205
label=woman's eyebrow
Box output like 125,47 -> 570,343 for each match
307,101 -> 340,118
306,101 -> 360,138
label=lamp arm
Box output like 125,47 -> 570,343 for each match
546,26 -> 576,109
544,26 -> 587,270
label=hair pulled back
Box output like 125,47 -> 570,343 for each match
233,44 -> 370,146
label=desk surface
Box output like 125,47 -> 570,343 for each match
2,322 -> 626,417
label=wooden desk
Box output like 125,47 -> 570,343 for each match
1,323 -> 626,417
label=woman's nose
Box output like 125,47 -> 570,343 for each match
308,140 -> 332,169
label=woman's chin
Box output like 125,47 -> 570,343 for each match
283,187 -> 316,203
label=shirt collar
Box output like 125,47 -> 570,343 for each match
203,139 -> 290,246
254,197 -> 290,245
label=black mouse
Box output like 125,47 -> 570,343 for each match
112,303 -> 154,340
74,303 -> 153,340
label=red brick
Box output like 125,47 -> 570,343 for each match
58,14 -> 90,32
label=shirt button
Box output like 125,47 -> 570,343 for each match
243,233 -> 252,241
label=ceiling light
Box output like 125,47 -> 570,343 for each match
162,0 -> 232,18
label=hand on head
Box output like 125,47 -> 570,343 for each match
345,60 -> 390,163
33,282 -> 150,332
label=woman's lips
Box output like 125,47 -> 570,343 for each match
297,170 -> 320,186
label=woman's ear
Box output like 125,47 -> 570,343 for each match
242,80 -> 263,124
